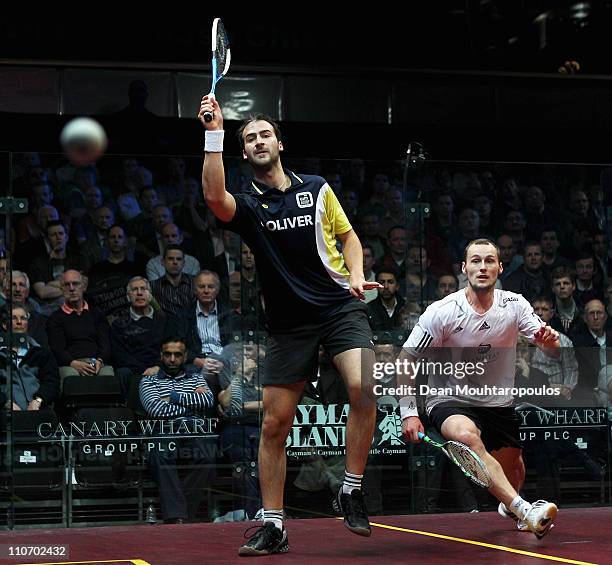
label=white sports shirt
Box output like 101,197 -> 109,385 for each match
402,288 -> 544,412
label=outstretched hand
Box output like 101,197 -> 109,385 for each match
533,324 -> 559,346
349,277 -> 384,301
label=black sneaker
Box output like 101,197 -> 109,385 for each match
239,523 -> 289,556
333,488 -> 371,537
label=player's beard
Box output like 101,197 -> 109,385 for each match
248,148 -> 280,172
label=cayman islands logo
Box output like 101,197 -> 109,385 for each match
377,396 -> 405,446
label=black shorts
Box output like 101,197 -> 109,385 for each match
262,300 -> 373,386
428,404 -> 522,452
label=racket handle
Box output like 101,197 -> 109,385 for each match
203,111 -> 213,123
417,431 -> 425,439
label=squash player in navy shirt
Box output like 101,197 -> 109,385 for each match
199,95 -> 382,556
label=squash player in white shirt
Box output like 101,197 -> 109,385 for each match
399,238 -> 560,539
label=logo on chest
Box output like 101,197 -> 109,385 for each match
296,192 -> 314,208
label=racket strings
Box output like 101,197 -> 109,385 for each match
447,442 -> 492,487
214,23 -> 230,74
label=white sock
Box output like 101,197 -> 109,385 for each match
509,496 -> 532,520
263,509 -> 283,531
342,470 -> 363,494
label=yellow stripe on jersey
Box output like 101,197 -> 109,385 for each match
314,183 -> 351,289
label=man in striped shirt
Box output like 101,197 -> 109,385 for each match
139,336 -> 217,523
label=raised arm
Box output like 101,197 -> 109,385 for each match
198,95 -> 236,223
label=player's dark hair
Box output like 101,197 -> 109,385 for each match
237,114 -> 282,150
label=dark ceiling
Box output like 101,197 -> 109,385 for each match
3,2 -> 612,75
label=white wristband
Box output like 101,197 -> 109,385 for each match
399,396 -> 419,420
204,130 -> 224,153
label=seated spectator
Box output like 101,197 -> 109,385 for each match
574,252 -> 604,308
497,234 -> 523,281
238,243 -> 264,323
174,270 -> 232,370
29,220 -> 86,316
80,206 -> 116,271
226,271 -> 265,333
429,192 -> 455,243
367,268 -> 405,331
14,205 -> 59,271
362,170 -> 391,217
358,213 -> 386,261
46,270 -> 114,382
379,188 -> 404,234
435,273 -> 458,300
140,204 -> 174,258
377,226 -> 407,289
592,229 -> 610,281
449,208 -> 485,272
150,246 -> 194,315
87,225 -> 148,323
0,305 -> 59,411
502,209 -> 527,255
71,185 -> 103,244
146,223 -> 200,281
540,229 -> 572,272
473,193 -> 494,235
138,186 -> 160,224
503,242 -> 550,303
111,276 -> 172,407
550,266 -> 583,338
17,182 -> 55,242
531,296 -> 579,401
140,336 -> 216,524
172,177 -> 209,240
398,303 -> 421,332
572,299 -> 611,404
405,245 -> 437,301
116,192 -> 143,230
157,157 -> 188,207
523,185 -> 564,241
568,188 -> 601,234
0,271 -> 47,346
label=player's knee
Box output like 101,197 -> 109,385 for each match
261,414 -> 290,442
455,429 -> 482,450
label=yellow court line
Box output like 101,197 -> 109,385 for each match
369,521 -> 599,565
16,560 -> 151,565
